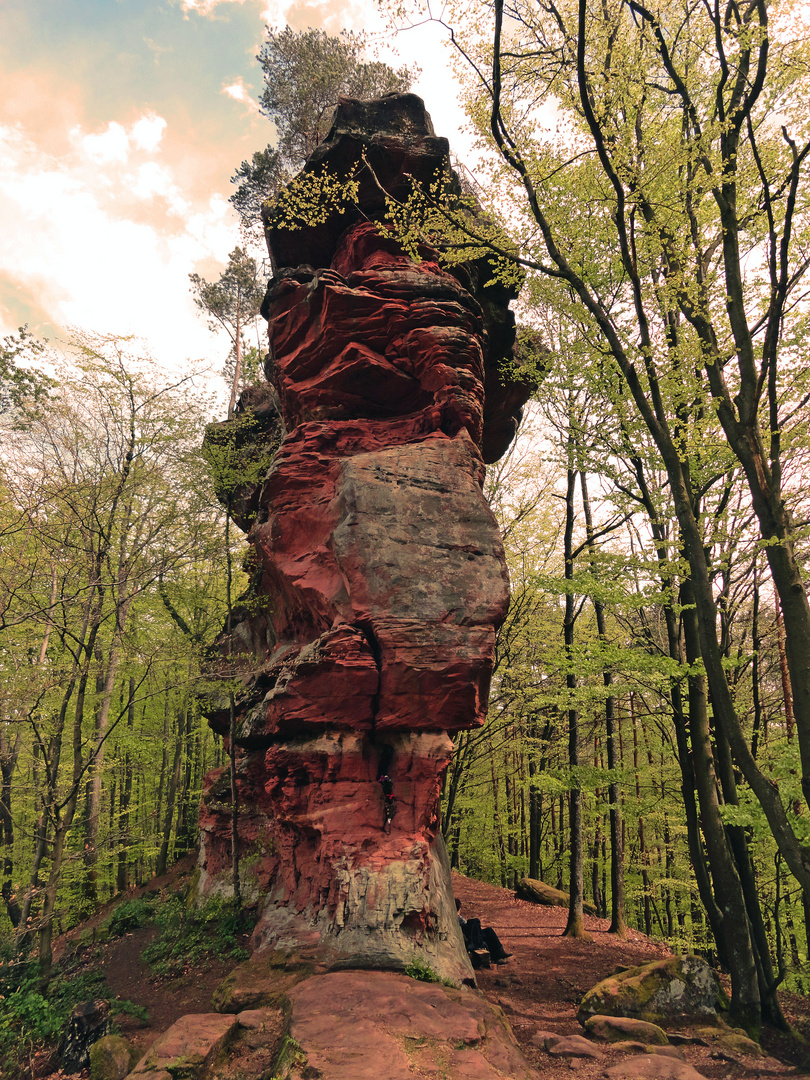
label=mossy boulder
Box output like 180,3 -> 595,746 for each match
578,955 -> 728,1027
584,1014 -> 669,1045
694,1025 -> 764,1058
89,1034 -> 140,1080
515,877 -> 597,916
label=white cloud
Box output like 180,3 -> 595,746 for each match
180,0 -> 252,14
77,120 -> 132,164
70,112 -> 168,166
0,118 -> 240,372
131,113 -> 168,152
223,78 -> 261,116
130,161 -> 188,214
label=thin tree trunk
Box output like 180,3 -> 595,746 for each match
714,723 -> 786,1028
156,715 -> 183,878
116,679 -> 135,893
563,456 -> 588,939
155,693 -> 170,859
489,743 -> 508,887
580,471 -> 626,936
528,757 -> 540,879
38,658 -> 94,986
774,595 -> 795,743
751,560 -> 764,759
6,566 -> 58,930
227,303 -> 243,419
632,697 -> 652,938
0,726 -> 23,927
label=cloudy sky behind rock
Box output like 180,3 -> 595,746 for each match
0,0 -> 466,388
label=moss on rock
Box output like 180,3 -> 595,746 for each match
578,955 -> 728,1027
89,1034 -> 140,1080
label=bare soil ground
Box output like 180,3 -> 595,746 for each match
31,860 -> 810,1079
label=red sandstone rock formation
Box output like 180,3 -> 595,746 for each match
197,95 -> 532,985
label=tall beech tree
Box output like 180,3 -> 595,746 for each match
385,0 -> 810,1028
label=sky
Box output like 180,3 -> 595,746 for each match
0,0 -> 468,387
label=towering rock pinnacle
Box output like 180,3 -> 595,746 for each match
197,94 -> 532,984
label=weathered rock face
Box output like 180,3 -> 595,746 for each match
197,94 -> 532,984
286,970 -> 540,1080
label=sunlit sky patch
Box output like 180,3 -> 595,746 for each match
0,0 -> 468,391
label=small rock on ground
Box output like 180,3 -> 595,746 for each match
603,1054 -> 709,1080
585,1015 -> 669,1045
545,1034 -> 604,1059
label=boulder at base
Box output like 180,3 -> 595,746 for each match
285,969 -> 539,1079
123,972 -> 537,1080
515,877 -> 597,916
126,1009 -> 286,1080
578,955 -> 728,1027
583,1014 -> 669,1045
127,1013 -> 235,1077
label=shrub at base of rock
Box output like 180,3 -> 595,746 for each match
578,955 -> 728,1027
515,877 -> 597,916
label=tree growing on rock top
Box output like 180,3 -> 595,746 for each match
230,28 -> 417,246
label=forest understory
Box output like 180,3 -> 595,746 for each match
11,855 -> 810,1080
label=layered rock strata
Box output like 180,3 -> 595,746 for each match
197,94 -> 531,984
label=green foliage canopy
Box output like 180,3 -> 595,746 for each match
230,27 -> 417,243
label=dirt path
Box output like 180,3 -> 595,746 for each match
452,872 -> 810,1080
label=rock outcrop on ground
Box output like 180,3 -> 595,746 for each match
121,971 -> 538,1080
577,955 -> 728,1027
286,970 -> 538,1080
195,94 -> 534,984
40,863 -> 803,1080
